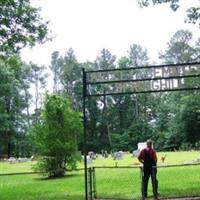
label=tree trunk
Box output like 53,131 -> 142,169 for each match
7,141 -> 11,158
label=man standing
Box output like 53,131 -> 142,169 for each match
138,139 -> 158,199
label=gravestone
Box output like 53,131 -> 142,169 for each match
8,157 -> 17,164
101,150 -> 108,158
88,151 -> 96,160
133,149 -> 140,157
87,155 -> 93,165
113,151 -> 123,160
138,142 -> 147,151
18,157 -> 28,162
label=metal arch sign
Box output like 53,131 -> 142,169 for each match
84,62 -> 200,96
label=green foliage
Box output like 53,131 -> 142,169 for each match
111,132 -> 130,151
1,27 -> 199,159
159,30 -> 197,63
186,7 -> 200,25
153,29 -> 200,150
49,48 -> 82,110
0,0 -> 50,158
31,94 -> 82,178
0,56 -> 28,157
128,44 -> 149,66
138,0 -> 180,11
138,0 -> 200,27
0,0 -> 49,55
180,95 -> 200,145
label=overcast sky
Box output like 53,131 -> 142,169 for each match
21,0 -> 200,66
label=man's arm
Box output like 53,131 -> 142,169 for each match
154,150 -> 157,164
138,157 -> 144,163
138,149 -> 144,164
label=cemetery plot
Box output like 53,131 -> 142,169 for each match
1,152 -> 200,200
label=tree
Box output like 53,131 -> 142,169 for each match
20,63 -> 33,128
31,94 -> 82,178
155,29 -> 200,149
159,30 -> 196,63
50,51 -> 62,94
127,43 -> 153,122
94,49 -> 116,150
0,0 -> 49,55
14,62 -> 34,157
128,44 -> 149,66
138,0 -> 200,27
59,48 -> 82,109
95,48 -> 116,70
180,95 -> 200,145
30,63 -> 48,124
0,56 -> 26,157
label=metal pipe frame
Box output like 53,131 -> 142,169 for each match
82,62 -> 200,200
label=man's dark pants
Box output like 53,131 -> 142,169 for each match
142,167 -> 158,198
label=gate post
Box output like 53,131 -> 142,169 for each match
88,167 -> 93,200
152,166 -> 158,200
140,167 -> 145,200
82,68 -> 88,200
92,167 -> 97,198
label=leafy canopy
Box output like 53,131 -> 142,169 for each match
31,94 -> 82,178
138,0 -> 200,27
0,0 -> 49,54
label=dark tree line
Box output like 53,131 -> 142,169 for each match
0,0 -> 200,158
47,30 -> 200,153
0,29 -> 200,157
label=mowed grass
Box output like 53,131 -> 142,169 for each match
0,151 -> 200,200
1,151 -> 200,173
0,172 -> 85,200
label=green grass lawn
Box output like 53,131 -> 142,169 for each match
0,151 -> 200,200
0,172 -> 85,200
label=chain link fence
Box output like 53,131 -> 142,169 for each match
88,166 -> 142,200
1,163 -> 200,200
157,163 -> 200,198
88,164 -> 200,200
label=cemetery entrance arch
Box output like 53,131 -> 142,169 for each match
82,62 -> 200,200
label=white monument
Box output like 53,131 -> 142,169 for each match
133,142 -> 154,157
137,142 -> 147,151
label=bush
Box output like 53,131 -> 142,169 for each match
31,94 -> 82,178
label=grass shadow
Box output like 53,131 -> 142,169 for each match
35,172 -> 83,181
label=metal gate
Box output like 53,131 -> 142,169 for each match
83,62 -> 200,200
88,166 -> 143,200
88,164 -> 200,200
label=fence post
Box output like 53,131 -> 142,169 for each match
140,167 -> 145,200
92,167 -> 97,198
88,167 -> 93,200
152,166 -> 158,200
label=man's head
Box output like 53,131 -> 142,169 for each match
146,139 -> 153,148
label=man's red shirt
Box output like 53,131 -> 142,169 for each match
138,147 -> 157,163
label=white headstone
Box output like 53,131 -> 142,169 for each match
137,142 -> 147,151
8,157 -> 17,164
133,149 -> 140,157
113,151 -> 123,160
87,156 -> 93,165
